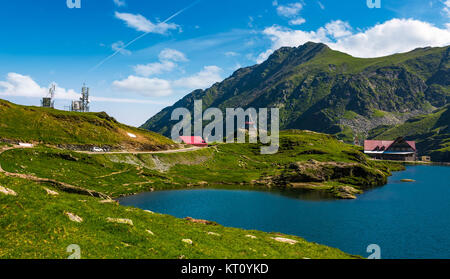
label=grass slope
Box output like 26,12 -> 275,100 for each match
0,130 -> 402,259
370,105 -> 450,162
0,131 -> 403,199
0,99 -> 174,150
0,173 -> 356,259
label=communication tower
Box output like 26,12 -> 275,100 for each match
41,84 -> 56,108
70,83 -> 90,112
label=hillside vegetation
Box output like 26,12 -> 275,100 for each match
0,99 -> 175,151
369,105 -> 450,162
0,173 -> 357,259
0,130 -> 386,259
142,42 -> 449,142
0,130 -> 403,199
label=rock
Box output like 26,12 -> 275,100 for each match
185,217 -> 216,225
335,186 -> 359,199
144,210 -> 154,214
44,188 -> 59,196
65,212 -> 83,223
401,179 -> 416,183
245,235 -> 257,239
207,232 -> 220,236
146,230 -> 155,235
99,199 -> 117,204
0,186 -> 17,196
182,239 -> 193,245
107,217 -> 134,226
271,237 -> 298,245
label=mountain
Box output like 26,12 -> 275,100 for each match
0,99 -> 174,151
369,105 -> 450,162
141,42 -> 449,142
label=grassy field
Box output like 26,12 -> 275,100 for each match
0,99 -> 174,150
0,173 -> 358,259
0,130 -> 403,198
0,130 -> 404,259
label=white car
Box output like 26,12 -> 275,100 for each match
92,147 -> 104,152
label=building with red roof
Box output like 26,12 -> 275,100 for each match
364,137 -> 417,161
179,136 -> 208,147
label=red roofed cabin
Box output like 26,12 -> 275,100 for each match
364,137 -> 417,161
179,136 -> 208,147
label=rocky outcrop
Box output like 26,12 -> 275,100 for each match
254,160 -> 390,199
275,160 -> 387,187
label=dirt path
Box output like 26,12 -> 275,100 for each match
76,146 -> 203,155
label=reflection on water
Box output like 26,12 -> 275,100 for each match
119,165 -> 450,259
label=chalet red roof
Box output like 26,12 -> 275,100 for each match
179,136 -> 207,146
364,140 -> 416,151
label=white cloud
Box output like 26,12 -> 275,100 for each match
115,12 -> 179,34
289,18 -> 306,26
113,66 -> 223,96
133,49 -> 187,77
324,20 -> 352,38
113,0 -> 126,7
134,61 -> 176,77
444,0 -> 450,17
158,48 -> 188,62
113,76 -> 173,97
173,66 -> 223,90
112,41 -> 132,55
225,51 -> 239,57
0,73 -> 79,100
276,2 -> 303,18
258,18 -> 450,62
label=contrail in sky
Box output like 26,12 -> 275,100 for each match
89,0 -> 202,72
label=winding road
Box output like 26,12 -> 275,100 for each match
0,144 -> 207,199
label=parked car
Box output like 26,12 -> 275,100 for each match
92,147 -> 104,152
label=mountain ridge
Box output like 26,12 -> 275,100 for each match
142,42 -> 449,146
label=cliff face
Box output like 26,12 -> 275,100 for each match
142,42 -> 449,141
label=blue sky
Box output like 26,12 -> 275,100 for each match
1,0 -> 449,126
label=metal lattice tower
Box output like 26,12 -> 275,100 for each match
81,83 -> 90,112
41,83 -> 56,108
70,83 -> 90,112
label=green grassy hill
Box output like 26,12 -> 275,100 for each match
0,99 -> 175,151
0,130 -> 403,259
0,173 -> 357,259
0,130 -> 403,199
369,105 -> 450,162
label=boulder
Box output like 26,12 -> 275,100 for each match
44,188 -> 59,196
65,212 -> 83,223
107,217 -> 134,226
271,237 -> 298,245
0,186 -> 17,196
182,239 -> 193,245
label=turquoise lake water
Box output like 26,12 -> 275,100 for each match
118,165 -> 450,259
